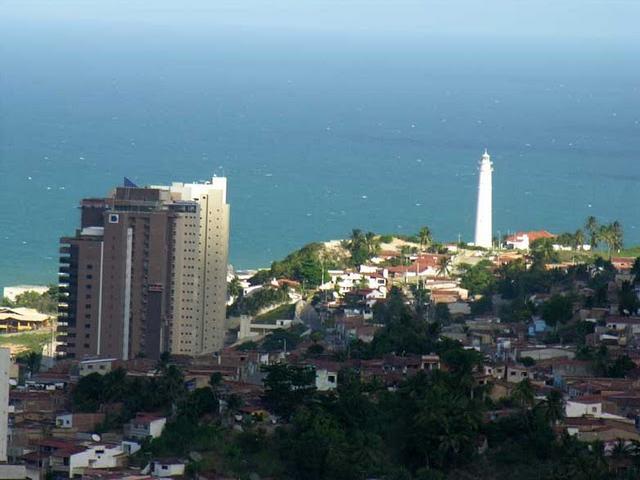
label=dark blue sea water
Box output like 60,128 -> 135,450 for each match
1,9 -> 639,289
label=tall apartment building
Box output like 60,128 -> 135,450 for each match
57,177 -> 229,360
0,348 -> 9,462
164,178 -> 230,355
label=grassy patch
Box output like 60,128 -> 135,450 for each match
0,331 -> 51,353
254,303 -> 295,324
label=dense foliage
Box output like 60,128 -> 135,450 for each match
249,242 -> 343,287
228,285 -> 289,316
73,364 -> 187,422
1,286 -> 58,313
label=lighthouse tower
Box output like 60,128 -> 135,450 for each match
474,149 -> 493,249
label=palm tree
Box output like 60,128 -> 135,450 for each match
598,223 -> 622,259
364,231 -> 381,257
531,238 -> 555,265
418,226 -> 433,251
437,256 -> 452,277
611,438 -> 632,457
511,379 -> 535,409
23,351 -> 42,378
611,220 -> 623,252
585,216 -> 599,248
540,389 -> 565,426
400,245 -> 412,265
227,276 -> 242,299
632,258 -> 640,285
574,229 -> 585,250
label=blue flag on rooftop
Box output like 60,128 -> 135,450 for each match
123,177 -> 138,188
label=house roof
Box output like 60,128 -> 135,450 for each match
0,307 -> 50,322
131,413 -> 166,424
506,230 -> 555,243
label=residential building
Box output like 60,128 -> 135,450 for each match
55,413 -> 105,431
158,177 -> 230,355
505,230 -> 555,251
151,458 -> 186,477
0,308 -> 52,333
79,358 -> 117,377
124,413 -> 166,440
57,177 -> 230,360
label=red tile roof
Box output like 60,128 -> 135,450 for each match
506,230 -> 555,242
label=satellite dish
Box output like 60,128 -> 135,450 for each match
91,433 -> 101,442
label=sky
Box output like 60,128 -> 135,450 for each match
2,0 -> 639,40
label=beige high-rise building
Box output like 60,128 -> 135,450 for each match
165,177 -> 230,355
0,347 -> 9,462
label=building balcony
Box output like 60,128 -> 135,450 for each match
59,256 -> 75,265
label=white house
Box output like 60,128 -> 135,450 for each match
315,368 -> 338,391
124,413 -> 167,440
151,458 -> 186,477
565,398 -> 602,418
79,358 -> 117,377
505,230 -> 555,251
321,269 -> 387,297
49,442 -> 126,478
605,317 -> 640,334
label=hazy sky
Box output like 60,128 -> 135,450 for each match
2,0 -> 639,40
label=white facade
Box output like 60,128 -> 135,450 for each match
152,460 -> 186,477
0,348 -> 9,462
79,358 -> 116,376
474,149 -> 493,249
64,444 -> 124,478
566,400 -> 602,418
125,415 -> 167,440
323,270 -> 387,296
506,232 -> 530,250
315,369 -> 338,391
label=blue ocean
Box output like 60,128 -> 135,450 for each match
1,2 -> 639,289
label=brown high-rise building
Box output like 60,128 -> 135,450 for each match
57,183 -> 212,360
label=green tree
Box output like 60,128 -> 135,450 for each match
470,295 -> 493,315
618,280 -> 640,316
418,226 -> 433,251
511,378 -> 535,409
539,389 -> 565,426
574,229 -> 585,250
632,257 -> 640,284
262,364 -> 316,419
227,276 -> 243,298
459,260 -> 495,295
598,221 -> 624,259
585,216 -> 599,249
16,351 -> 42,377
541,294 -> 574,331
530,237 -> 557,265
434,303 -> 451,323
608,355 -> 635,378
343,229 -> 378,266
436,256 -> 452,277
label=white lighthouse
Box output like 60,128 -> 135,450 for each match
474,149 -> 493,249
